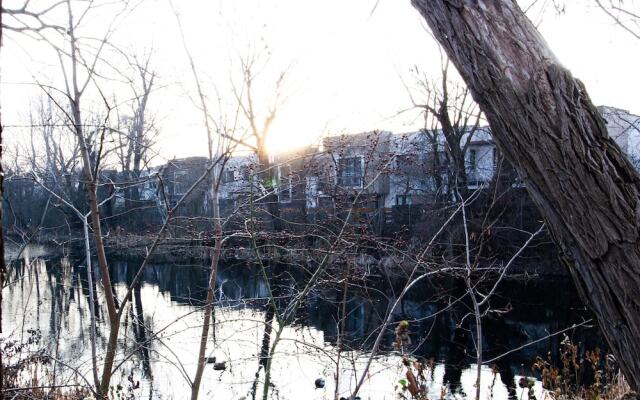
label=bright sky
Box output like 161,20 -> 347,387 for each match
2,0 -> 640,164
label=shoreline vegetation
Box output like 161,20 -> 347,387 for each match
7,231 -> 569,279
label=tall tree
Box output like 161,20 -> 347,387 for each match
115,52 -> 158,218
1,1 -> 68,395
231,50 -> 289,232
407,60 -> 482,197
4,1 -> 140,396
411,0 -> 640,391
171,7 -> 238,397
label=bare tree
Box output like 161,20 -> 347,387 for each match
406,59 -> 483,198
595,0 -> 640,40
171,7 -> 242,398
1,1 -> 68,394
55,4 -> 120,395
412,0 -> 640,391
30,175 -> 118,393
113,51 -> 158,219
231,49 -> 290,232
5,1 -> 144,396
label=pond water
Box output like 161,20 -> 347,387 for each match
3,248 -> 602,399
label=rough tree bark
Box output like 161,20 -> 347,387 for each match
411,0 -> 640,391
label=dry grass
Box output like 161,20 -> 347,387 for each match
529,335 -> 634,400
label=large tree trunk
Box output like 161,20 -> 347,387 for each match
412,0 -> 640,390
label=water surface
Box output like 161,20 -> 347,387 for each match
3,251 -> 600,399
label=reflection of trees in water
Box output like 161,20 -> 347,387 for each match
4,256 -> 602,398
439,277 -> 469,397
306,273 -> 598,398
77,256 -> 101,321
129,265 -> 153,379
246,263 -> 292,400
483,315 -> 520,399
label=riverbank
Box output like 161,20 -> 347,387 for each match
6,230 -> 568,280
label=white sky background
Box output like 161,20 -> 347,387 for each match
2,0 -> 640,165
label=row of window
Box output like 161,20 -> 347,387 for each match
168,148 -> 496,197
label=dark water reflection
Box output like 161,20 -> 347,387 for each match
3,252 -> 602,399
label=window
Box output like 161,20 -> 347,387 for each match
241,166 -> 252,181
396,155 -> 415,171
337,156 -> 363,187
468,149 -> 477,174
396,155 -> 419,180
306,176 -> 318,208
396,194 -> 412,206
221,169 -> 235,184
278,164 -> 292,203
144,178 -> 157,191
173,170 -> 188,195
